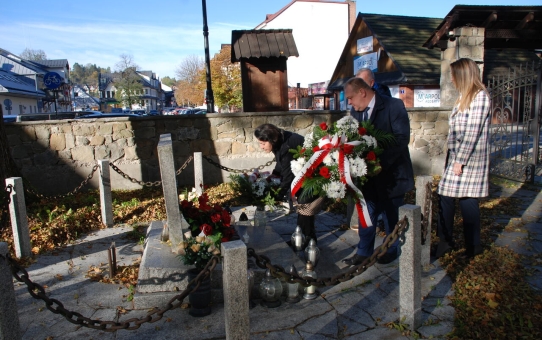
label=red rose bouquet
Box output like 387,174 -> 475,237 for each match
178,193 -> 234,269
289,116 -> 394,228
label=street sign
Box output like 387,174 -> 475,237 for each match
43,72 -> 63,89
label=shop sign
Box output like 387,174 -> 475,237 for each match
414,89 -> 440,107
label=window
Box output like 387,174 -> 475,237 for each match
145,89 -> 149,95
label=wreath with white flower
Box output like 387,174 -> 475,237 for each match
290,116 -> 394,228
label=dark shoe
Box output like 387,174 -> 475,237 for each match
342,254 -> 368,266
377,252 -> 398,264
435,241 -> 453,259
465,245 -> 483,258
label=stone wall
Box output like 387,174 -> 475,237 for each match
4,109 -> 450,195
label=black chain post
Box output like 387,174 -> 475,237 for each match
421,181 -> 432,245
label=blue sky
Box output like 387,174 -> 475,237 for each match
1,0 -> 539,79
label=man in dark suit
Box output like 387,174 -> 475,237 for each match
342,77 -> 414,265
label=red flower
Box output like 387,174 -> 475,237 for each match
213,204 -> 223,212
319,166 -> 331,179
358,127 -> 367,135
200,223 -> 213,235
221,228 -> 234,242
181,200 -> 192,209
221,210 -> 231,226
305,168 -> 314,178
342,144 -> 354,155
186,207 -> 199,219
210,213 -> 221,223
300,148 -> 306,154
198,193 -> 209,205
319,122 -> 328,130
313,146 -> 320,152
366,151 -> 376,161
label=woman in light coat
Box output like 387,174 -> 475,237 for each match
435,58 -> 491,259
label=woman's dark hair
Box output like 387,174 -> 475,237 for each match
254,124 -> 283,148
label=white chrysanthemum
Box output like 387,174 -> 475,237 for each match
323,153 -> 333,166
349,157 -> 368,177
336,116 -> 359,134
252,180 -> 267,197
323,181 -> 346,199
303,132 -> 314,149
362,135 -> 377,148
291,158 -> 305,177
331,150 -> 340,162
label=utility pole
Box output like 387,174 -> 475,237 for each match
202,0 -> 214,113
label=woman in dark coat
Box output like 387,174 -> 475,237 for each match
254,124 -> 316,244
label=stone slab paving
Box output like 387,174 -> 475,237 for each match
12,184 -> 542,339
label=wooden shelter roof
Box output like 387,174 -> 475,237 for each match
231,29 -> 299,62
424,5 -> 542,50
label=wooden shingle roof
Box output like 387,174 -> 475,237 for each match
362,13 -> 443,85
231,29 -> 299,62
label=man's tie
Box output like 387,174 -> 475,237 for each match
361,107 -> 369,122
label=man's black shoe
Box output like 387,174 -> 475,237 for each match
342,254 -> 368,266
377,252 -> 398,264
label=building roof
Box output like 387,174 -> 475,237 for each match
255,0 -> 349,28
33,59 -> 70,69
424,5 -> 542,50
329,13 -> 443,90
231,29 -> 299,62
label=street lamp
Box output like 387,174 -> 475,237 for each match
202,0 -> 214,113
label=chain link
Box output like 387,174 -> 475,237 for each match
1,184 -> 13,230
421,181 -> 433,245
248,216 -> 409,287
109,156 -> 193,187
202,155 -> 275,174
24,164 -> 100,199
4,253 -> 218,332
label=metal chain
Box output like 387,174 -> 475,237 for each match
202,155 -> 275,174
1,184 -> 13,230
3,253 -> 219,332
248,216 -> 409,288
109,163 -> 161,187
24,164 -> 100,199
109,156 -> 193,187
175,155 -> 194,176
421,181 -> 433,245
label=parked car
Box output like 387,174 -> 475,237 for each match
3,115 -> 17,123
130,110 -> 146,115
147,110 -> 160,116
76,112 -> 142,119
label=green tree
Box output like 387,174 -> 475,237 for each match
20,48 -> 47,61
161,76 -> 176,87
209,45 -> 242,112
175,55 -> 204,107
113,54 -> 143,108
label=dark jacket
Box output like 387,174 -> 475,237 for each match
272,130 -> 304,197
363,93 -> 414,201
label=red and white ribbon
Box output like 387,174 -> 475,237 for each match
291,134 -> 372,228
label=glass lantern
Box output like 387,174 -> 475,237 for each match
259,268 -> 283,308
236,209 -> 251,244
291,226 -> 306,252
301,260 -> 318,300
285,264 -> 300,303
304,239 -> 320,267
254,205 -> 267,227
